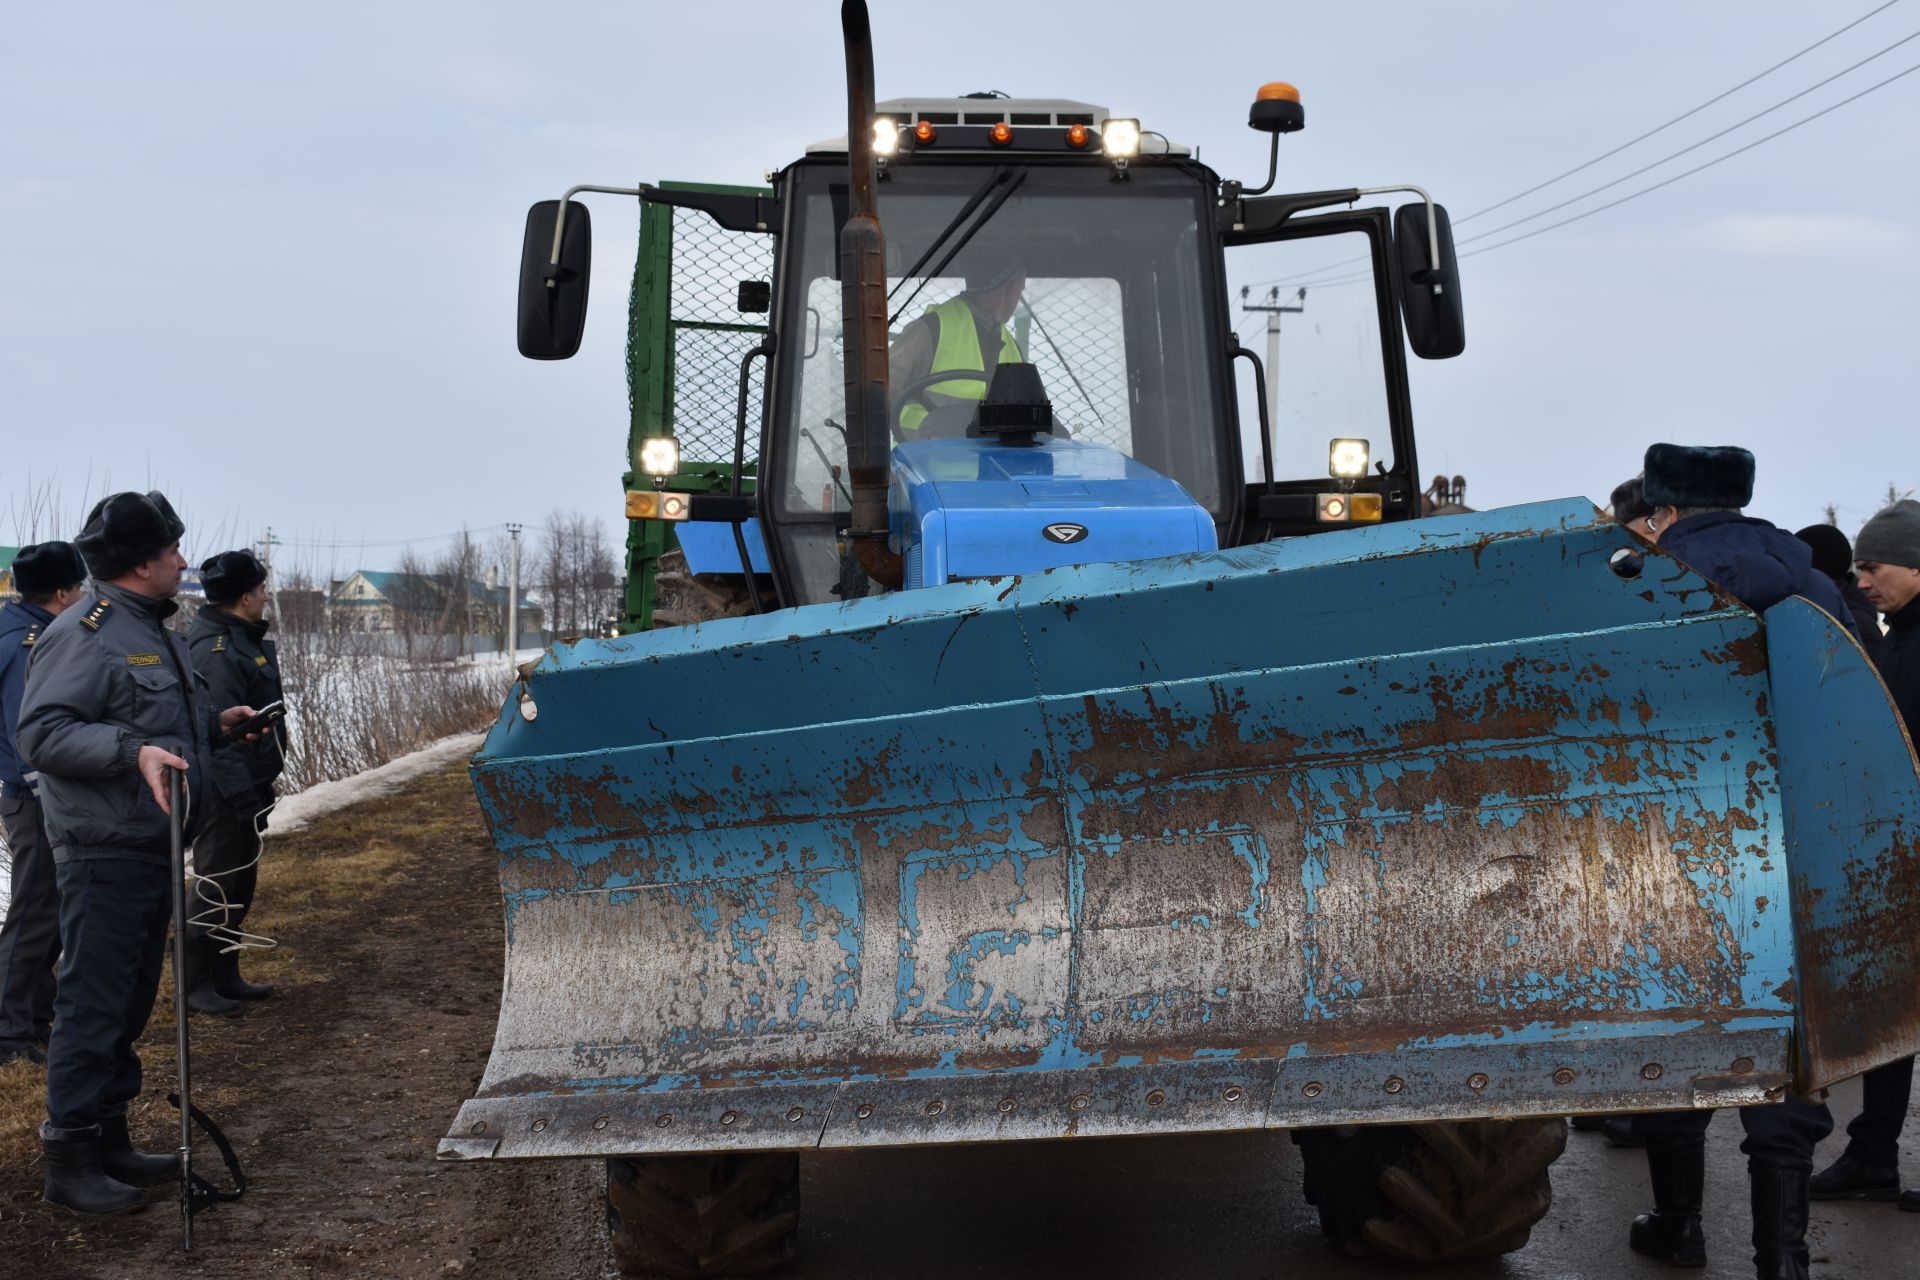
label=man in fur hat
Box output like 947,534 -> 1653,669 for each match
15,492 -> 262,1215
1624,444 -> 1859,1280
182,549 -> 286,1015
0,541 -> 89,1068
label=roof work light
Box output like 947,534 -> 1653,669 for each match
1100,117 -> 1141,158
872,117 -> 900,156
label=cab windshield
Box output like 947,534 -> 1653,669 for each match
769,160 -> 1231,603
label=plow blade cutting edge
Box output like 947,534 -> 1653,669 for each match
439,498 -> 1920,1162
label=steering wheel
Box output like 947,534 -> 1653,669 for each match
891,370 -> 990,442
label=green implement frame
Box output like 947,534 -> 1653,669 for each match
621,180 -> 774,633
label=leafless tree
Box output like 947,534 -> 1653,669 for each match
537,510 -> 617,638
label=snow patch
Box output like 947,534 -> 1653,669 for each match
265,731 -> 487,835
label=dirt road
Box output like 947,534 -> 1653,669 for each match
2,765 -> 1915,1279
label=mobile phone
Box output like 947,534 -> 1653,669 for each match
216,700 -> 286,748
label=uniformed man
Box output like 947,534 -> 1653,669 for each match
17,492 -> 261,1215
1622,445 -> 1852,1280
0,542 -> 89,1067
889,254 -> 1027,435
183,549 -> 285,1015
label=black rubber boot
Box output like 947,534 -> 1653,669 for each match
1630,1134 -> 1708,1266
184,939 -> 244,1017
98,1113 -> 179,1187
1899,1187 -> 1920,1213
1750,1157 -> 1812,1280
212,946 -> 273,1001
40,1123 -> 145,1214
1808,1152 -> 1898,1200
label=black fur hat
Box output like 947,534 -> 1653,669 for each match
73,491 -> 185,581
11,541 -> 88,596
200,549 -> 268,605
1610,475 -> 1652,524
1642,444 -> 1754,510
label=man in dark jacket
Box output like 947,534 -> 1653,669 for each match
0,543 -> 89,1067
183,549 -> 285,1015
1795,523 -> 1882,661
16,493 -> 260,1215
1626,444 -> 1855,1280
1808,498 -> 1920,1211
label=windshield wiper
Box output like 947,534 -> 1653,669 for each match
888,168 -> 1028,329
887,166 -> 1009,304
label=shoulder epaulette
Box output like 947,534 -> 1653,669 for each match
212,635 -> 227,653
80,599 -> 111,631
22,625 -> 40,647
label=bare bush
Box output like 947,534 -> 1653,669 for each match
272,623 -> 504,793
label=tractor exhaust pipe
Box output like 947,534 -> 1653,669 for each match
839,0 -> 903,589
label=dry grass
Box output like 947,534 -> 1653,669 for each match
0,766 -> 477,1176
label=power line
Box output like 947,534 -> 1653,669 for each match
272,523 -> 509,551
1237,3 -> 1910,295
1456,25 -> 1920,247
1248,54 -> 1920,293
1460,0 -> 1904,223
1457,57 -> 1920,260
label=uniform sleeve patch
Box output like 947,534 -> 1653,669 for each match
126,653 -> 163,666
255,654 -> 268,666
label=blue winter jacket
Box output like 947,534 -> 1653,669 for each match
1660,511 -> 1863,643
0,599 -> 56,791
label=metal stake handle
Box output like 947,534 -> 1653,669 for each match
167,768 -> 194,1251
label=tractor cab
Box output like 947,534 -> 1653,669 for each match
517,87 -> 1466,613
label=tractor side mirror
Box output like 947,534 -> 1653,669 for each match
1394,202 -> 1465,360
518,200 -> 592,360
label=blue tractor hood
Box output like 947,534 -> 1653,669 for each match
890,436 -> 1217,588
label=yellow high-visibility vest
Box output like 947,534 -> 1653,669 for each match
897,297 -> 1023,434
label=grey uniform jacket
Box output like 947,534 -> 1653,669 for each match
16,583 -> 217,864
188,607 -> 286,808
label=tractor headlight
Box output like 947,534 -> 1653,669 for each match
872,117 -> 900,157
1100,117 -> 1141,158
638,436 -> 681,478
1329,438 -> 1370,479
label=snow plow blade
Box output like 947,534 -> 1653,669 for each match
440,498 -> 1920,1162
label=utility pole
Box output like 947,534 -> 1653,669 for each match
1240,285 -> 1305,451
257,528 -> 281,623
506,523 -> 523,660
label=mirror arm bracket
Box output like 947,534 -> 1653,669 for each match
545,183 -> 775,287
1222,188 -> 1362,237
1357,184 -> 1442,294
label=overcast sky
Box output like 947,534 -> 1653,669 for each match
4,1 -> 1916,575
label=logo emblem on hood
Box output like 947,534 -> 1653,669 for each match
1042,523 -> 1089,545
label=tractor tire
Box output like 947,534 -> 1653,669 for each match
650,550 -> 758,629
605,1152 -> 800,1278
1295,1117 -> 1567,1261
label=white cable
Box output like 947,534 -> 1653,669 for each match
185,720 -> 286,956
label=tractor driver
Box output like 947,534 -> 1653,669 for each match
889,254 -> 1028,436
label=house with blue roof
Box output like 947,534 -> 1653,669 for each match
330,569 -> 541,636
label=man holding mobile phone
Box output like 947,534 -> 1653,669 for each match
17,492 -> 260,1214
184,549 -> 287,1015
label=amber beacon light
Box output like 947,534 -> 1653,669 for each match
1249,81 -> 1305,134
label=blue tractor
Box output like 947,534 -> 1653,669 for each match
442,6 -> 1920,1274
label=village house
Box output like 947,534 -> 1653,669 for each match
327,569 -> 541,636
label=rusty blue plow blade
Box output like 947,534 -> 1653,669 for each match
439,498 -> 1920,1162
